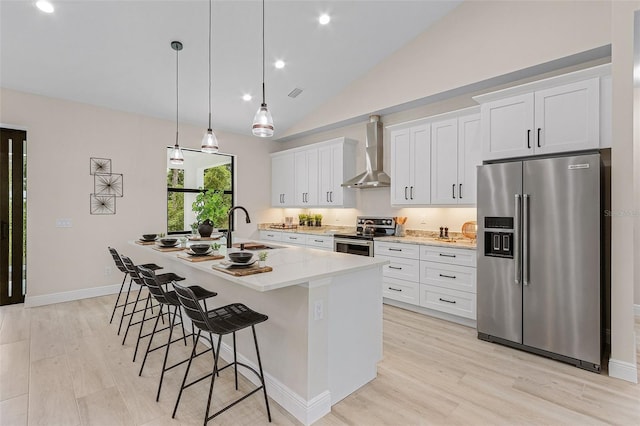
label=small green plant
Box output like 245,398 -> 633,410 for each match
314,213 -> 323,226
192,190 -> 227,228
211,243 -> 221,251
159,232 -> 165,238
258,251 -> 268,261
298,214 -> 308,226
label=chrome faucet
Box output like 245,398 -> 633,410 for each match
227,206 -> 251,248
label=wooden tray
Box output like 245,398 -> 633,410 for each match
189,236 -> 222,241
177,253 -> 224,262
211,264 -> 272,276
135,240 -> 156,245
232,242 -> 270,250
152,246 -> 185,252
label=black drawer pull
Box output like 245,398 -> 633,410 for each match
388,266 -> 403,270
388,287 -> 402,292
314,239 -> 324,243
439,273 -> 456,279
388,248 -> 402,252
439,253 -> 456,258
439,297 -> 457,304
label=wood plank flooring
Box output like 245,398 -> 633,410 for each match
0,293 -> 638,426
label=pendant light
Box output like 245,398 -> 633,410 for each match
201,0 -> 219,153
169,41 -> 185,165
252,0 -> 274,137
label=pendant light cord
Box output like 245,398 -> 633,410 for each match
208,0 -> 212,129
261,0 -> 266,106
175,43 -> 179,146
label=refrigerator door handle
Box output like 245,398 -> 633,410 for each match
523,194 -> 530,286
514,194 -> 522,285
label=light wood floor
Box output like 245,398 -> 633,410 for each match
1,293 -> 639,426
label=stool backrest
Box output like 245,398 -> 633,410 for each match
172,281 -> 211,331
137,266 -> 171,305
108,247 -> 128,274
120,255 -> 145,286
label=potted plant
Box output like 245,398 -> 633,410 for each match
211,242 -> 221,255
298,213 -> 307,227
258,251 -> 268,267
192,190 -> 226,237
314,213 -> 323,227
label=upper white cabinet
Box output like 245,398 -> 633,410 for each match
474,64 -> 610,161
294,149 -> 318,206
430,112 -> 481,205
318,140 -> 357,207
271,152 -> 294,207
390,124 -> 430,205
270,137 -> 356,208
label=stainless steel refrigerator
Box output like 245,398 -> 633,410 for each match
477,152 -> 602,372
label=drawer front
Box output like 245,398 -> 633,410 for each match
420,245 -> 477,267
260,230 -> 282,242
419,285 -> 477,320
282,233 -> 306,246
383,277 -> 419,305
420,262 -> 477,293
375,242 -> 420,259
377,255 -> 419,282
305,235 -> 334,249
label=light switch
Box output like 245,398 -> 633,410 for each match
56,218 -> 72,228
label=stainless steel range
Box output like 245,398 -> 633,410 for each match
334,216 -> 396,257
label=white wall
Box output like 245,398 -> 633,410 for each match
0,88 -> 274,300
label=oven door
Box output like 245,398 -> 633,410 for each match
334,238 -> 374,257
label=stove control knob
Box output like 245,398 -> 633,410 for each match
386,220 -> 392,225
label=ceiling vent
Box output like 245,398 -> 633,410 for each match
288,88 -> 303,98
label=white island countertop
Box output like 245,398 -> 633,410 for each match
132,240 -> 388,292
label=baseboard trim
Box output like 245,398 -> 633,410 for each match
203,336 -> 331,425
634,304 -> 640,316
24,284 -> 121,308
608,358 -> 638,384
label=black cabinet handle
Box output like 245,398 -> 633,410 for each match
388,287 -> 402,292
527,129 -> 531,149
439,253 -> 456,258
439,273 -> 457,279
452,184 -> 456,199
537,128 -> 541,148
404,186 -> 408,200
330,191 -> 333,202
388,248 -> 402,252
439,297 -> 456,304
410,186 -> 414,200
459,184 -> 462,199
314,239 -> 324,243
388,266 -> 403,270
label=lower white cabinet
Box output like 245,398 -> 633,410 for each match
281,233 -> 306,246
375,241 -> 420,305
304,235 -> 334,251
259,230 -> 333,251
419,285 -> 476,320
260,230 -> 283,242
382,277 -> 419,305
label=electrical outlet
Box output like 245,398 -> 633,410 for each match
420,216 -> 427,224
104,266 -> 113,276
313,300 -> 323,320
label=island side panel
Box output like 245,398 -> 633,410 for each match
328,265 -> 383,404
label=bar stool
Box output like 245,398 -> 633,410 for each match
171,281 -> 271,424
136,265 -> 218,401
120,255 -> 185,362
107,247 -> 162,334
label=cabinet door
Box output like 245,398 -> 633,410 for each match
430,118 -> 458,205
318,145 -> 333,205
481,93 -> 534,161
294,149 -> 318,206
534,78 -> 599,155
390,128 -> 412,205
457,113 -> 481,204
410,124 -> 430,204
271,154 -> 294,207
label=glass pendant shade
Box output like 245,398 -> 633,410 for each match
252,104 -> 274,137
201,129 -> 219,153
170,144 -> 184,165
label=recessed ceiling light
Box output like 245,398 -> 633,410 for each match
274,60 -> 285,69
319,14 -> 330,25
242,94 -> 252,101
36,0 -> 54,13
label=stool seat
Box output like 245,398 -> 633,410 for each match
205,303 -> 268,335
156,272 -> 185,284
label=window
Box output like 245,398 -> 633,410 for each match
166,148 -> 234,234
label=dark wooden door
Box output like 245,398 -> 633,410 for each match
0,128 -> 26,305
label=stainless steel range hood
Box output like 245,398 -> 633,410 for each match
342,115 -> 390,188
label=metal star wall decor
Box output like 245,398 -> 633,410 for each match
89,157 -> 123,215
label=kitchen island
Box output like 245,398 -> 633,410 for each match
130,241 -> 387,425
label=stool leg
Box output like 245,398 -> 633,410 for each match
133,293 -> 153,362
177,308 -> 187,346
233,331 -> 238,390
109,272 -> 128,324
117,278 -> 134,335
139,303 -> 163,377
173,329 -> 201,419
156,304 -> 178,402
204,334 -> 223,425
252,325 -> 272,422
122,285 -> 143,344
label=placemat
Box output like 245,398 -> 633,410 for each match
135,240 -> 156,245
152,246 -> 185,252
177,253 -> 225,262
211,264 -> 273,276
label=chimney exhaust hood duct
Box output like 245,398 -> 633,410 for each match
342,115 -> 390,188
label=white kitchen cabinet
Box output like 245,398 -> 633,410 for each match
390,124 -> 430,205
260,230 -> 333,251
304,234 -> 334,251
430,113 -> 481,205
375,241 -> 420,305
281,233 -> 306,246
420,245 -> 476,267
259,230 -> 283,242
479,76 -> 601,161
318,138 -> 357,207
271,153 -> 294,207
419,285 -> 476,320
294,149 -> 318,206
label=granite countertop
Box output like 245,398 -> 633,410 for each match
259,224 -> 355,235
374,235 -> 477,250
